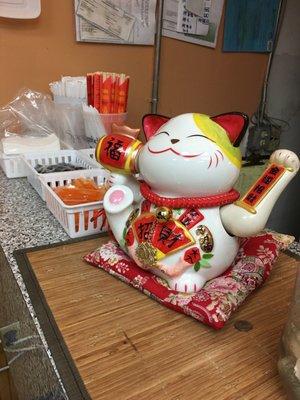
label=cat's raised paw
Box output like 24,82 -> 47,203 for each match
270,149 -> 300,173
103,185 -> 134,214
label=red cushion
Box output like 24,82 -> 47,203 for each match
84,232 -> 286,330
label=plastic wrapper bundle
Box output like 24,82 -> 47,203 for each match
0,88 -> 60,155
49,76 -> 89,149
53,98 -> 88,150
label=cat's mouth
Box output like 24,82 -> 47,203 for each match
147,146 -> 203,158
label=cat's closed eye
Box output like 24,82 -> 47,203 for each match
187,134 -> 216,143
155,131 -> 169,137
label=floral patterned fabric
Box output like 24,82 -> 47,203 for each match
84,232 -> 290,330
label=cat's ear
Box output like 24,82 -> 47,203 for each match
211,112 -> 249,147
142,114 -> 170,141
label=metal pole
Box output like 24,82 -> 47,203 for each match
151,0 -> 164,114
259,0 -> 285,123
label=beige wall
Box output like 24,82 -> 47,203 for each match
0,0 -> 268,128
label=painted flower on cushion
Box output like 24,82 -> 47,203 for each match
205,277 -> 242,294
205,295 -> 221,312
265,232 -> 294,250
132,275 -> 148,289
243,276 -> 259,291
107,256 -> 122,266
257,245 -> 275,264
100,245 -> 119,262
232,256 -> 264,274
184,307 -> 206,322
192,290 -> 211,303
114,260 -> 130,274
90,251 -> 101,264
252,231 -> 269,239
110,270 -> 131,285
214,300 -> 235,322
98,242 -> 131,265
165,293 -> 194,307
109,241 -> 132,261
115,247 -> 131,260
232,256 -> 265,289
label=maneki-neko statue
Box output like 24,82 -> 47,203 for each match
95,113 -> 299,293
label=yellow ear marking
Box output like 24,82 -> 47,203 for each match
193,113 -> 242,169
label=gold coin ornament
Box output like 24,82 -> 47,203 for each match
196,225 -> 214,253
155,207 -> 173,222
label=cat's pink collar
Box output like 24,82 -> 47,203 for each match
140,182 -> 240,208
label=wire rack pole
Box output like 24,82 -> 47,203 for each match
151,0 -> 164,114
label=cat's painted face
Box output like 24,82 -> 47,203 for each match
138,113 -> 244,197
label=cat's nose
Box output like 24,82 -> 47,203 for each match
170,139 -> 180,144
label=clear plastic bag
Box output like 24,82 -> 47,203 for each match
0,88 -> 60,155
0,88 -> 56,138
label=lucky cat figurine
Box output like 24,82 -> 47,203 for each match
95,113 -> 299,293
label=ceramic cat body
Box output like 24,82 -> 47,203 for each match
99,113 -> 299,293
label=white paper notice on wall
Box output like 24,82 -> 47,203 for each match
0,0 -> 41,19
75,0 -> 157,45
176,0 -> 211,36
162,0 -> 224,48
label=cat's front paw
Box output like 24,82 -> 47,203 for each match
103,185 -> 133,214
107,172 -> 131,187
107,172 -> 142,203
168,273 -> 207,293
270,149 -> 299,173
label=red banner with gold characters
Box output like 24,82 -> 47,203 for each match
179,208 -> 204,229
132,213 -> 194,260
238,163 -> 285,212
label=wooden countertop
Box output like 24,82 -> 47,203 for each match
18,236 -> 299,400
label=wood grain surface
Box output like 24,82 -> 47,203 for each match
26,238 -> 298,400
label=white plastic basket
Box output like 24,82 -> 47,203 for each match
41,169 -> 108,238
0,152 -> 26,178
0,140 -> 70,179
22,149 -> 104,200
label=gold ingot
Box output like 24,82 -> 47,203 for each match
196,225 -> 214,253
136,242 -> 158,268
155,207 -> 173,222
196,226 -> 206,235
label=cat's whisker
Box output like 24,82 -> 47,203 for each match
207,155 -> 212,169
216,150 -> 224,160
215,152 -> 219,168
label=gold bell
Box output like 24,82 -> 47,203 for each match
155,207 -> 172,222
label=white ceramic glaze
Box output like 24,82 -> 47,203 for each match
221,149 -> 300,237
102,114 -> 299,293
